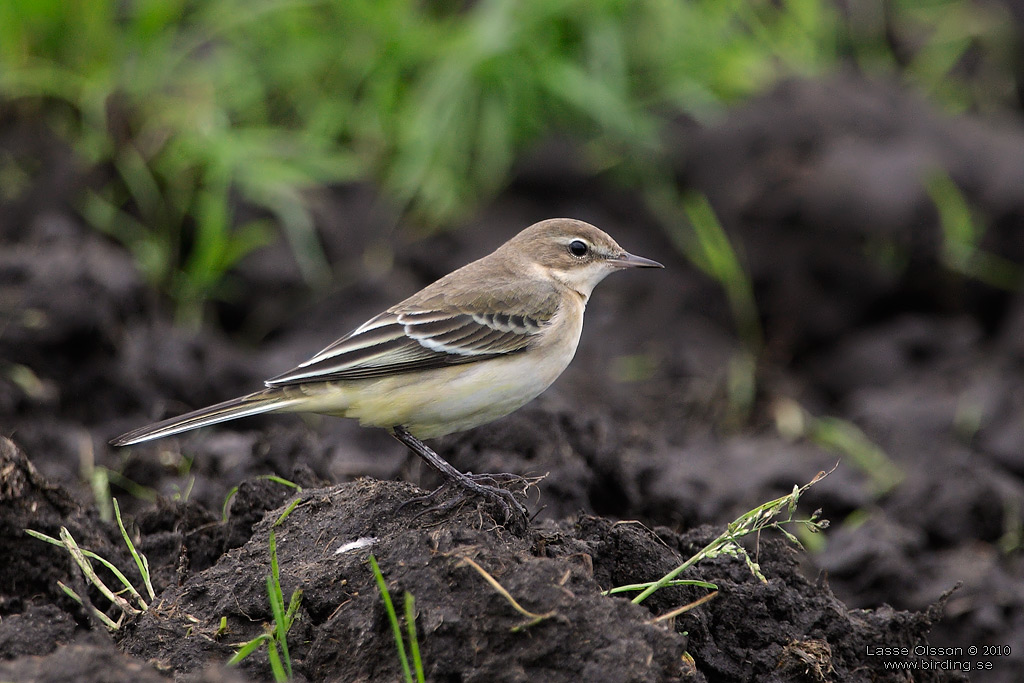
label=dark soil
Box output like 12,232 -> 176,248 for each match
3,74 -> 1023,681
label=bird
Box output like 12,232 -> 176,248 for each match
111,218 -> 663,525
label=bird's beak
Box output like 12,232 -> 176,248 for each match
611,252 -> 664,269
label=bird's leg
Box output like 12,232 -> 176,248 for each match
390,425 -> 530,526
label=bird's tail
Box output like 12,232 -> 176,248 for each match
110,389 -> 304,446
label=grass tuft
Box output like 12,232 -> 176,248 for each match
26,497 -> 154,630
227,526 -> 303,681
614,469 -> 832,607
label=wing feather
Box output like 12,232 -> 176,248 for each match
266,284 -> 561,386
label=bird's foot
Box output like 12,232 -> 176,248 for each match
390,425 -> 543,531
398,471 -> 540,530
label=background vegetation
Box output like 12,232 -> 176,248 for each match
0,0 -> 1016,324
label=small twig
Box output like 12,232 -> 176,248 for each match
604,579 -> 718,596
458,556 -> 555,631
652,590 -> 719,623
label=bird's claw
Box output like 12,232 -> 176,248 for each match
398,471 -> 541,529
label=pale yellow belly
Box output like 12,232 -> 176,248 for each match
282,338 -> 577,438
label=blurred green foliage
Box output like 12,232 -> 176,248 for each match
927,171 -> 1023,290
0,0 -> 837,321
843,0 -> 1016,113
0,0 -> 1015,322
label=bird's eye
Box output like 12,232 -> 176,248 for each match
568,239 -> 589,257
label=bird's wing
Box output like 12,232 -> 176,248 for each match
265,286 -> 561,385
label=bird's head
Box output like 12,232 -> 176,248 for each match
503,218 -> 663,300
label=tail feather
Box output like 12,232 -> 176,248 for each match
110,389 -> 303,446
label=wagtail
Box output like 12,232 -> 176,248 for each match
112,218 -> 663,523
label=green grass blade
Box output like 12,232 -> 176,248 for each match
266,530 -> 293,679
404,592 -> 424,683
266,638 -> 287,683
258,474 -> 303,490
285,589 -> 303,623
227,634 -> 270,666
369,555 -> 412,683
267,574 -> 292,680
113,498 -> 156,601
273,497 -> 302,527
25,529 -> 64,547
222,486 -> 239,522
